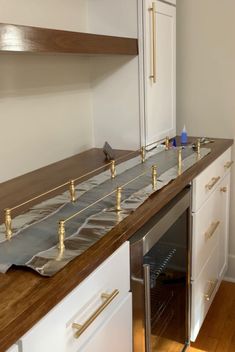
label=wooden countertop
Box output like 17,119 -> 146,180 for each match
0,138 -> 233,351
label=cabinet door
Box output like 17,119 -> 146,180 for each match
80,293 -> 132,352
218,172 -> 231,279
143,0 -> 176,145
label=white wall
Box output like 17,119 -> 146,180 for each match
176,0 -> 235,279
0,0 -> 94,182
0,0 -> 141,182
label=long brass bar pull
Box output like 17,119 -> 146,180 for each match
224,161 -> 233,169
204,221 -> 220,241
205,176 -> 221,191
72,289 -> 119,339
149,2 -> 157,83
204,280 -> 218,301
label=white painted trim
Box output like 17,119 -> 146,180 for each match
224,276 -> 235,283
224,254 -> 235,281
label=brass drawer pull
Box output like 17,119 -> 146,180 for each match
204,221 -> 220,241
149,2 -> 157,83
72,289 -> 119,338
204,280 -> 218,301
205,176 -> 221,190
224,161 -> 233,169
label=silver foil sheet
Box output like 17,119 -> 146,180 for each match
0,146 -> 210,276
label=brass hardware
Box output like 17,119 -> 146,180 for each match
205,176 -> 221,190
72,289 -> 119,339
197,139 -> 201,156
116,187 -> 122,212
149,2 -> 157,83
152,165 -> 157,190
205,221 -> 220,241
69,180 -> 76,202
224,161 -> 233,169
204,280 -> 218,301
4,208 -> 12,240
58,220 -> 65,253
110,160 -> 116,179
220,187 -> 227,193
141,146 -> 146,163
178,147 -> 182,175
165,137 -> 170,151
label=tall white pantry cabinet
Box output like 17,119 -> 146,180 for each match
139,0 -> 176,146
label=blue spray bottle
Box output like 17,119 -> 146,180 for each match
181,125 -> 188,144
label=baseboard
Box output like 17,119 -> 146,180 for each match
224,254 -> 235,281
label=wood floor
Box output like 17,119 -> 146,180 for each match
189,281 -> 235,352
152,281 -> 235,351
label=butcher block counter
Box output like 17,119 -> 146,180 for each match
0,137 -> 233,351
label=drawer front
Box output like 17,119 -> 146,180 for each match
219,147 -> 232,177
192,147 -> 232,212
191,245 -> 219,342
79,293 -> 132,352
20,242 -> 130,352
192,186 -> 222,280
218,172 -> 231,279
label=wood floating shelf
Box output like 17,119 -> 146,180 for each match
0,23 -> 138,55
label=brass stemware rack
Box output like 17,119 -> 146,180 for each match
3,138 -> 202,256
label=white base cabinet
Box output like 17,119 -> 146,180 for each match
19,242 -> 132,352
191,148 -> 232,342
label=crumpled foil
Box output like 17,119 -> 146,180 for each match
0,146 -> 210,276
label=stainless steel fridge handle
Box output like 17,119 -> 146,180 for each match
144,264 -> 152,352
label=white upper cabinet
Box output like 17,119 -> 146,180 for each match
140,0 -> 176,146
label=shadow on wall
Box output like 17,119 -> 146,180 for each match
0,53 -> 135,98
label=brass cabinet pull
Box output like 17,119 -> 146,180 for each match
220,186 -> 227,193
224,161 -> 233,169
72,289 -> 119,339
149,2 -> 157,83
204,280 -> 218,301
205,176 -> 221,190
204,221 -> 220,241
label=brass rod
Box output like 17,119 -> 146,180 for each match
10,181 -> 70,211
121,170 -> 148,189
115,150 -> 140,162
6,147 -> 149,218
64,169 -> 150,225
64,189 -> 116,224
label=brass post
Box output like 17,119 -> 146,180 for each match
116,187 -> 122,212
110,160 -> 116,179
197,139 -> 201,158
58,220 -> 65,253
152,165 -> 157,191
69,180 -> 76,202
141,146 -> 146,163
178,147 -> 182,175
165,136 -> 170,151
4,208 -> 12,240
